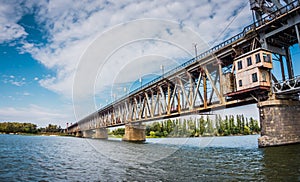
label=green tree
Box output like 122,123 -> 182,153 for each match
182,119 -> 187,136
215,115 -> 220,135
0,122 -> 37,134
218,115 -> 225,135
155,131 -> 163,137
252,119 -> 260,133
205,116 -> 214,135
187,119 -> 196,137
249,117 -> 254,134
241,114 -> 245,134
236,115 -> 241,134
145,125 -> 151,136
112,128 -> 125,136
163,130 -> 168,137
243,125 -> 250,135
149,131 -> 156,137
166,119 -> 173,133
45,124 -> 60,132
199,116 -> 205,136
229,115 -> 235,134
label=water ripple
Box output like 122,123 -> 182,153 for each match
0,134 -> 299,181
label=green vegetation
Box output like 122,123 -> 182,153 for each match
144,115 -> 260,138
38,124 -> 63,133
0,122 -> 65,135
0,122 -> 38,134
109,114 -> 260,138
108,128 -> 125,137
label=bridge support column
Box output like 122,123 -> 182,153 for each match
122,123 -> 146,142
95,128 -> 108,139
75,131 -> 82,137
258,99 -> 300,147
82,130 -> 93,138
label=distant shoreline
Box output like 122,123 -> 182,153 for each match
0,132 -> 71,137
1,132 -> 260,138
108,133 -> 260,139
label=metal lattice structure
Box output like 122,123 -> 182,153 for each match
79,63 -> 229,131
273,75 -> 300,94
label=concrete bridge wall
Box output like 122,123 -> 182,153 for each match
122,124 -> 146,142
258,99 -> 300,147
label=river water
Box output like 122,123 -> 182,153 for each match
0,134 -> 299,181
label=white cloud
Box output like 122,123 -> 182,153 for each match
23,92 -> 30,96
10,80 -> 25,87
0,1 -> 28,43
2,0 -> 254,120
2,75 -> 26,87
18,1 -> 252,98
0,23 -> 28,44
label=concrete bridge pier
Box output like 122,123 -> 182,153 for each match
82,130 -> 93,138
258,99 -> 300,147
95,128 -> 108,139
75,131 -> 82,137
122,123 -> 146,142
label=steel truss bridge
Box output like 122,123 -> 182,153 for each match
68,0 -> 300,133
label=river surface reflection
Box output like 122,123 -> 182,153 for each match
0,134 -> 299,181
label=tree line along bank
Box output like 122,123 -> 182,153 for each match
110,114 -> 260,138
0,122 -> 64,134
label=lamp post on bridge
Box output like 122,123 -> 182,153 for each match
124,87 -> 128,97
193,43 -> 198,59
160,64 -> 164,78
139,77 -> 142,89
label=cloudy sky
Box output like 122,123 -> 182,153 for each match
0,0 -> 298,127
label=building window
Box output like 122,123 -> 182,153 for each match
255,53 -> 261,63
252,73 -> 258,82
238,80 -> 243,87
247,57 -> 252,66
262,72 -> 267,82
263,53 -> 271,63
237,60 -> 243,70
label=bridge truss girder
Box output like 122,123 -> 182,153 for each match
250,0 -> 297,22
77,61 -> 229,131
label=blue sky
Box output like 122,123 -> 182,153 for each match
0,0 -> 298,127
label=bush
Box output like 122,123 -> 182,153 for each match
112,128 -> 125,136
155,131 -> 163,137
149,131 -> 156,138
243,126 -> 250,135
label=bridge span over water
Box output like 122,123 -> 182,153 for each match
68,0 -> 300,147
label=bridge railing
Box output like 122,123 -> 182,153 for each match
253,0 -> 300,28
273,75 -> 300,94
99,0 -> 300,112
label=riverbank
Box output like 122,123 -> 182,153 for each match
1,131 -> 260,139
107,133 -> 260,139
0,132 -> 70,137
